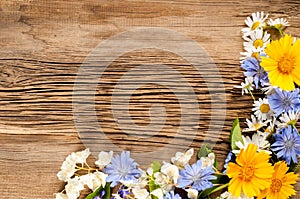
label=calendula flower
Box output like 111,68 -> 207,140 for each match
252,98 -> 273,120
258,161 -> 298,199
261,34 -> 300,91
177,160 -> 216,191
241,58 -> 269,89
242,12 -> 269,36
267,18 -> 289,29
267,88 -> 300,116
103,151 -> 141,187
271,125 -> 300,164
243,29 -> 270,51
226,144 -> 274,197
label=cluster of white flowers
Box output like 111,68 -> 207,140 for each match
55,149 -> 112,199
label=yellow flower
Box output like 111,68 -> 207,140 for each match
261,34 -> 300,91
258,161 -> 298,199
226,144 -> 274,198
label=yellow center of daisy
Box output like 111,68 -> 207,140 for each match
260,104 -> 270,113
270,179 -> 282,193
251,52 -> 259,59
242,165 -> 255,179
253,39 -> 264,48
278,57 -> 295,74
251,21 -> 260,30
253,123 -> 262,130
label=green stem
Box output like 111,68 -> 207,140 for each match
248,89 -> 255,101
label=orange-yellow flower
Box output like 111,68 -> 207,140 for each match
261,34 -> 300,91
258,161 -> 298,199
226,144 -> 274,198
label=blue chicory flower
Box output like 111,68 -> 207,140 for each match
103,151 -> 141,187
164,191 -> 182,199
268,88 -> 300,116
177,160 -> 216,191
223,151 -> 235,174
241,57 -> 269,89
271,125 -> 300,164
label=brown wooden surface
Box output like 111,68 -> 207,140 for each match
0,0 -> 300,198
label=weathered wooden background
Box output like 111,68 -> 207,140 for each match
0,0 -> 299,198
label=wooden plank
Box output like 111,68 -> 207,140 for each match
0,0 -> 299,198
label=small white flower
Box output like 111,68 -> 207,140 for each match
57,155 -> 77,182
218,191 -> 253,199
278,110 -> 300,128
65,176 -> 84,199
71,148 -> 91,164
243,115 -> 268,132
93,171 -> 108,190
160,162 -> 179,184
171,148 -> 194,168
243,29 -> 270,51
264,116 -> 277,134
235,76 -> 254,95
95,151 -> 113,169
268,18 -> 289,29
151,189 -> 164,199
199,153 -> 215,169
55,193 -> 68,199
233,131 -> 271,155
186,189 -> 198,199
252,98 -> 273,121
132,187 -> 150,199
242,12 -> 269,36
80,173 -> 94,190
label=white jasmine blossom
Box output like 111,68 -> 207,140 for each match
199,153 -> 215,169
186,189 -> 198,199
65,176 -> 84,199
95,151 -> 113,169
132,187 -> 150,199
151,188 -> 164,199
171,148 -> 194,168
218,191 -> 254,199
71,148 -> 91,164
57,155 -> 77,182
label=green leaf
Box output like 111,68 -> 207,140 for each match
85,183 -> 111,199
151,160 -> 161,173
230,118 -> 242,150
198,183 -> 228,198
197,144 -> 212,159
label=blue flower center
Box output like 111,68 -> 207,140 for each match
284,139 -> 294,149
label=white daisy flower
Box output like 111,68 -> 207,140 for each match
261,82 -> 277,95
268,18 -> 289,29
242,12 -> 269,36
243,29 -> 270,51
235,76 -> 254,95
252,98 -> 273,121
243,115 -> 268,132
278,110 -> 300,128
233,131 -> 271,155
264,116 -> 277,134
240,46 -> 262,62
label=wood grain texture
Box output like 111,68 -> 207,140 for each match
0,0 -> 300,198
